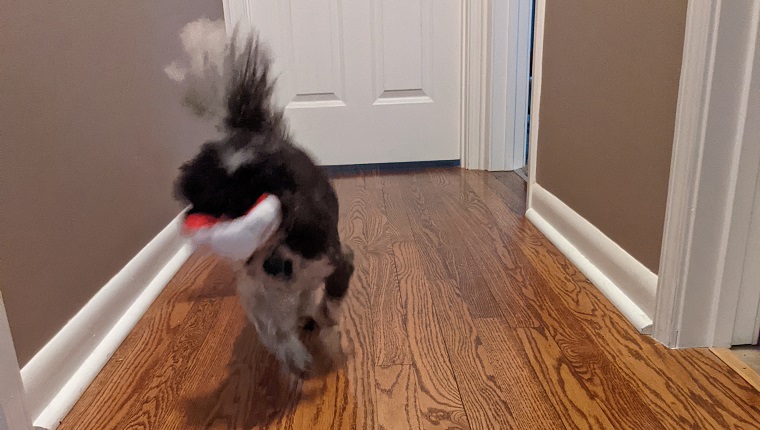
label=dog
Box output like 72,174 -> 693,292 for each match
169,21 -> 354,376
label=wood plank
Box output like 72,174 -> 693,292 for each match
375,365 -> 424,430
429,280 -> 518,429
490,171 -> 527,215
110,297 -> 227,429
363,175 -> 412,366
334,175 -> 412,366
390,173 -> 519,429
472,319 -> 567,429
358,174 -> 470,429
514,326 -> 617,429
387,241 -> 470,430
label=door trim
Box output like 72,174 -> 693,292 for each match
526,0 -> 545,209
460,0 -> 491,169
653,0 -> 760,348
461,0 -> 534,171
487,0 -> 532,171
0,293 -> 32,430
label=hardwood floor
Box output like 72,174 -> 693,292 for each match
59,169 -> 760,430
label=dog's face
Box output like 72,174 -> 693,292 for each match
174,132 -> 293,218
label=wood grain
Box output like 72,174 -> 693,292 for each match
59,169 -> 760,430
472,319 -> 566,430
162,298 -> 301,430
334,175 -> 412,367
363,175 -> 413,366
386,241 -> 470,430
375,365 -> 424,430
368,173 -> 469,429
514,325 -> 617,429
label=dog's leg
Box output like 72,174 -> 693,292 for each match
316,244 -> 354,327
252,313 -> 313,376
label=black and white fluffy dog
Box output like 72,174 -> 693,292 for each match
169,20 -> 354,375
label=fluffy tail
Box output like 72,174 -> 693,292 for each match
165,18 -> 283,134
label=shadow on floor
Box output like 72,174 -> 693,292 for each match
182,321 -> 346,428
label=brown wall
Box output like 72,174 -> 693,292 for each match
535,0 -> 687,272
0,1 -> 222,365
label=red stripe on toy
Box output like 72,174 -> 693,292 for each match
183,194 -> 271,231
247,193 -> 270,214
183,213 -> 219,230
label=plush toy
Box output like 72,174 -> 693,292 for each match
182,194 -> 281,261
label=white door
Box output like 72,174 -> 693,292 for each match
224,0 -> 462,166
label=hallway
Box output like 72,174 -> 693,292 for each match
59,169 -> 760,429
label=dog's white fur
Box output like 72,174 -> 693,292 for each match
232,239 -> 341,373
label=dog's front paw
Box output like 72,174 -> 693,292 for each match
277,336 -> 313,377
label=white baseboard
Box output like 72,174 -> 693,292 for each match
526,184 -> 656,333
21,214 -> 192,430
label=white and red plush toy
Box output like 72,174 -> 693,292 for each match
181,194 -> 281,261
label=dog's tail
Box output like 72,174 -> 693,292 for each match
165,19 -> 283,135
223,34 -> 283,133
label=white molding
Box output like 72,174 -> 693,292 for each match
488,0 -> 532,172
654,0 -> 760,348
526,0 -> 545,208
460,0 -> 491,170
721,0 -> 760,346
653,0 -> 721,347
733,164 -> 760,345
21,214 -> 192,430
1,294 -> 32,430
527,185 -> 656,333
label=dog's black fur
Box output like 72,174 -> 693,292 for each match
173,38 -> 353,301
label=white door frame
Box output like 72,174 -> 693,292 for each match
0,293 -> 32,430
487,0 -> 532,171
526,0 -> 545,209
462,0 -> 533,171
461,0 -> 491,169
653,0 -> 760,348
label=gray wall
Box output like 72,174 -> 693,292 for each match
535,0 -> 688,272
0,0 -> 222,365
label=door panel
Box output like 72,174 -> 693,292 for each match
228,0 -> 461,165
